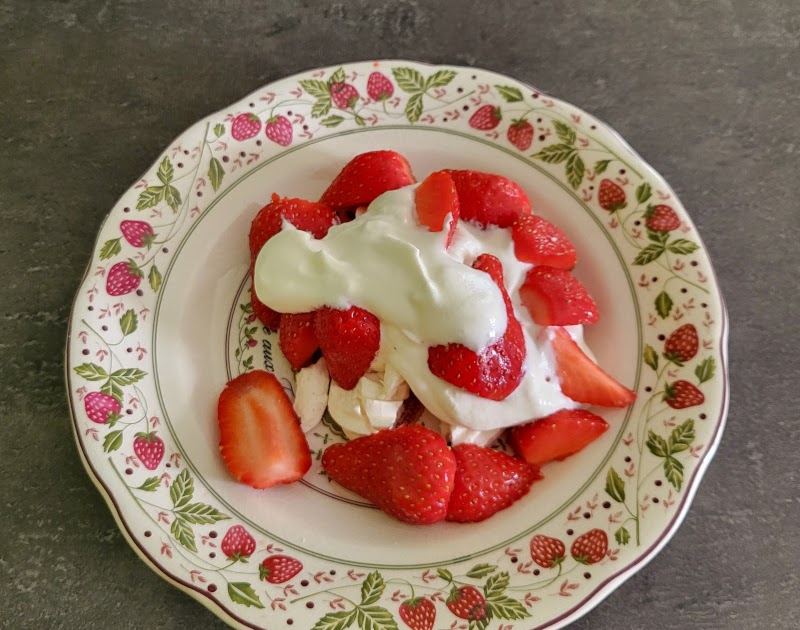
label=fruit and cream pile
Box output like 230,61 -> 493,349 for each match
216,151 -> 635,525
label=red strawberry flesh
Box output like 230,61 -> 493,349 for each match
249,194 -> 336,260
278,311 -> 318,370
520,266 -> 599,326
321,425 -> 456,525
217,370 -> 311,489
511,214 -> 577,269
414,170 -> 460,247
444,169 -> 532,228
510,409 -> 609,467
319,150 -> 416,214
549,327 -> 636,408
427,254 -> 526,401
315,306 -> 380,390
446,444 -> 540,523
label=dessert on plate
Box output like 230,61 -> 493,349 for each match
216,150 -> 635,525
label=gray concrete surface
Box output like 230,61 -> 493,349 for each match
1,0 -> 798,628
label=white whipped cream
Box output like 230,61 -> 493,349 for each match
254,187 -> 506,351
255,184 -> 584,434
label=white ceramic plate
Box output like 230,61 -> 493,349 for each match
66,61 -> 729,630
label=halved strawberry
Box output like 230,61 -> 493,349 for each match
520,267 -> 599,326
511,215 -> 577,269
443,169 -> 532,228
314,306 -> 380,390
510,409 -> 609,467
249,194 -> 336,260
217,370 -> 312,489
414,171 -> 460,247
446,444 -> 541,523
549,327 -> 636,408
279,312 -> 318,370
319,151 -> 416,216
322,425 -> 456,525
428,255 -> 526,401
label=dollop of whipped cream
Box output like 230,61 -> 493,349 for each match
254,187 -> 506,351
254,185 -> 582,432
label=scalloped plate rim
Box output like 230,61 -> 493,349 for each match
64,59 -> 730,630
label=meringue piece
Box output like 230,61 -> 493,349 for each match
415,409 -> 446,435
449,426 -> 504,447
294,358 -> 331,434
327,382 -> 372,437
363,399 -> 403,429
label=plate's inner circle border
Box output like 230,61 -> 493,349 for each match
151,126 -> 640,569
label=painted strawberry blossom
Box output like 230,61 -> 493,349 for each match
67,61 -> 727,630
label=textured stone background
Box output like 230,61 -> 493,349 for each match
1,0 -> 798,628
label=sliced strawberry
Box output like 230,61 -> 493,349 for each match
510,409 -> 609,467
217,370 -> 311,489
249,194 -> 336,260
314,306 -> 380,390
322,425 -> 457,525
414,171 -> 460,247
279,312 -> 318,370
520,267 -> 599,326
511,215 -> 577,269
549,327 -> 636,408
250,281 -> 281,330
443,169 -> 532,228
446,444 -> 541,523
319,150 -> 416,216
427,254 -> 526,401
